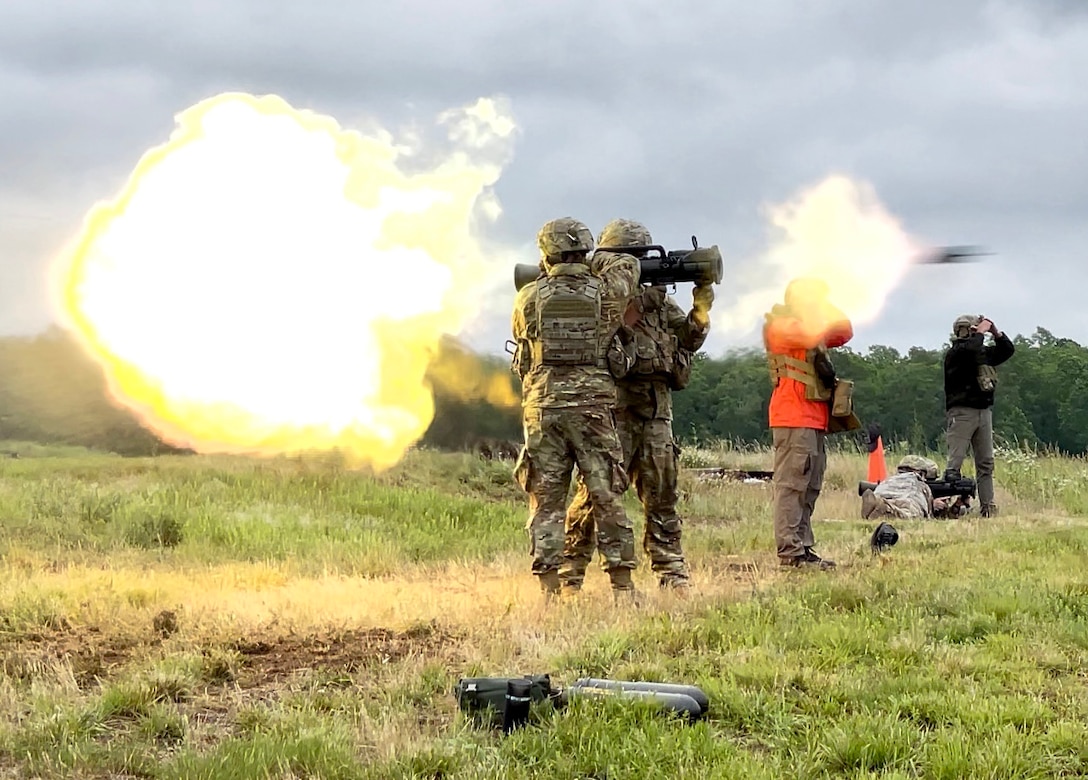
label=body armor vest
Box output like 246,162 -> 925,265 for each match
631,306 -> 679,378
529,271 -> 608,368
766,349 -> 833,401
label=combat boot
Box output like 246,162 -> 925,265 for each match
658,573 -> 692,593
780,551 -> 835,571
803,548 -> 836,568
538,570 -> 561,599
609,567 -> 634,591
608,568 -> 642,605
558,566 -> 585,594
861,488 -> 880,519
980,503 -> 999,518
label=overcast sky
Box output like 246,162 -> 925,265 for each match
2,0 -> 1085,357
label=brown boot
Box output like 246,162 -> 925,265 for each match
538,570 -> 561,597
804,548 -> 836,568
980,503 -> 998,518
659,573 -> 692,592
558,565 -> 585,593
608,568 -> 634,591
861,489 -> 880,519
608,568 -> 643,605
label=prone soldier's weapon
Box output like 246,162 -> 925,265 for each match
858,475 -> 977,501
513,235 -> 724,292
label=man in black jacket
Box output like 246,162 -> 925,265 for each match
943,314 -> 1015,517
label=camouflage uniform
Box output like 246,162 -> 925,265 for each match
510,218 -> 641,595
560,219 -> 713,591
863,472 -> 934,519
861,455 -> 967,520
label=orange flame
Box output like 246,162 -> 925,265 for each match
719,175 -> 924,339
53,92 -> 517,471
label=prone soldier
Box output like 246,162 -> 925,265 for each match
860,455 -> 972,520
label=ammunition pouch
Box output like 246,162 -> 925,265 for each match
506,339 -> 532,381
978,364 -> 998,392
831,379 -> 854,417
827,379 -> 862,433
630,322 -> 677,378
606,329 -> 637,379
827,410 -> 862,434
455,675 -> 561,731
669,348 -> 693,391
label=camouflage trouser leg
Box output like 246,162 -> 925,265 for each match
561,409 -> 640,588
631,418 -> 689,585
772,427 -> 825,559
560,477 -> 596,588
515,409 -> 575,577
520,407 -> 635,582
572,408 -> 636,581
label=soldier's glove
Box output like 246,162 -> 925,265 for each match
693,284 -> 715,313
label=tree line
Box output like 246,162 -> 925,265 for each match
673,327 -> 1088,454
0,326 -> 1084,457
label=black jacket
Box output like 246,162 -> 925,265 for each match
943,332 -> 1015,410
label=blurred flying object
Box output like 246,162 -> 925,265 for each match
916,245 -> 993,265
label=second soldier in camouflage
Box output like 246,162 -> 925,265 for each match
560,219 -> 713,591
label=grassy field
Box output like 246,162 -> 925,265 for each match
3,438 -> 1088,778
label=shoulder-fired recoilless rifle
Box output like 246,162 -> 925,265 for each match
513,235 -> 724,292
455,674 -> 710,733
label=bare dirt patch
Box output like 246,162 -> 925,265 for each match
229,620 -> 456,684
3,619 -> 458,691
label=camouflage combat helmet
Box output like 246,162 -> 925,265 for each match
598,218 -> 653,249
537,217 -> 594,265
897,455 -> 939,480
952,314 -> 982,339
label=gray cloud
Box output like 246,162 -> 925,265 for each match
1,0 -> 1085,356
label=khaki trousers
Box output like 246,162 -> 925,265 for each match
772,427 -> 826,559
946,406 -> 995,507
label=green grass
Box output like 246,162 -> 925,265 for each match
3,441 -> 1088,777
0,447 -> 523,575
